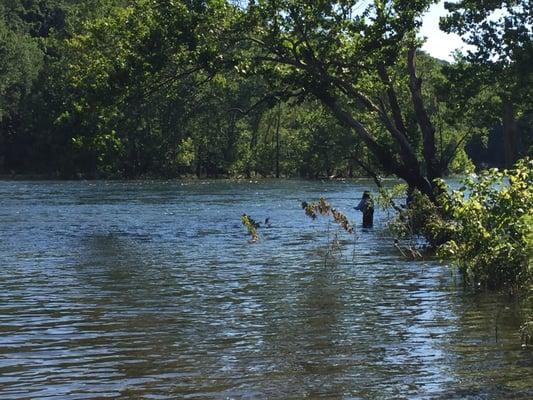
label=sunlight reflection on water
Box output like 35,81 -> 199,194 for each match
0,179 -> 532,399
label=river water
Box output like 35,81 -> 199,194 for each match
0,179 -> 532,399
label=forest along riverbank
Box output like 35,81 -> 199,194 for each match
0,179 -> 532,399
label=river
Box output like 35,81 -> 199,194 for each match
0,179 -> 532,399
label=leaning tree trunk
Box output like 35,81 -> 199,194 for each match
407,48 -> 443,183
253,26 -> 443,201
316,87 -> 436,200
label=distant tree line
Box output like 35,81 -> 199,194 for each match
0,0 -> 531,180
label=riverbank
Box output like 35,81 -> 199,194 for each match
0,171 -> 470,182
0,172 -> 368,181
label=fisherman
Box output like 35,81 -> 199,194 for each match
354,190 -> 374,228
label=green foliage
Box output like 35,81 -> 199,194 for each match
384,158 -> 532,289
436,158 -> 533,289
440,1 -> 533,169
0,0 -> 523,184
241,213 -> 259,242
386,188 -> 454,248
376,183 -> 406,210
440,0 -> 532,107
0,13 -> 42,121
3,0 -> 368,178
441,0 -> 532,74
526,213 -> 533,263
448,147 -> 475,174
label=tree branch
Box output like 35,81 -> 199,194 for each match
229,89 -> 303,116
353,156 -> 382,189
331,76 -> 420,172
314,87 -> 409,178
443,132 -> 470,170
407,48 -> 440,181
377,64 -> 408,136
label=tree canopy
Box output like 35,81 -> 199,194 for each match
441,0 -> 533,166
0,0 -> 530,184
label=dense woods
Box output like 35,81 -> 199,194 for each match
0,0 -> 531,182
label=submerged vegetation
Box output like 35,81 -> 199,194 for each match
302,198 -> 355,235
241,213 -> 260,243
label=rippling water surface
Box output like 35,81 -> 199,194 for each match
0,179 -> 532,399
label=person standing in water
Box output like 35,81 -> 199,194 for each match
354,191 -> 374,228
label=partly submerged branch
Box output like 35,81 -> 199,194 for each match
301,198 -> 354,234
241,213 -> 260,243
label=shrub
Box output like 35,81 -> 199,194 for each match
436,158 -> 533,289
384,158 -> 532,290
379,184 -> 454,248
